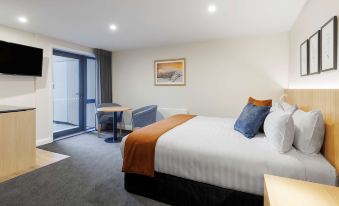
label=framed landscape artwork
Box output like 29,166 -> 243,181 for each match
154,58 -> 186,86
300,40 -> 309,76
321,16 -> 337,72
309,31 -> 320,75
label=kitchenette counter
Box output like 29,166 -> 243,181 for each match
0,105 -> 35,113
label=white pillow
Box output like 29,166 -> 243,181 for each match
292,110 -> 325,154
270,103 -> 283,112
270,101 -> 297,114
279,101 -> 298,114
264,110 -> 295,153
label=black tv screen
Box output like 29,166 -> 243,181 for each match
0,40 -> 43,77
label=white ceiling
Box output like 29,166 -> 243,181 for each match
0,0 -> 307,51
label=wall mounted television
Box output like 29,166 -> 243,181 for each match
0,40 -> 43,77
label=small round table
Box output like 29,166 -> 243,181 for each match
97,106 -> 131,143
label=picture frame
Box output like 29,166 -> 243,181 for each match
321,16 -> 338,72
309,31 -> 321,75
154,58 -> 186,86
300,40 -> 309,76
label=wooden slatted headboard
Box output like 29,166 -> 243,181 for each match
285,89 -> 339,173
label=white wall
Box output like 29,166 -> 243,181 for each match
113,33 -> 289,124
0,25 -> 92,146
289,0 -> 339,88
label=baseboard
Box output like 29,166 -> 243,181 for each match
36,137 -> 53,147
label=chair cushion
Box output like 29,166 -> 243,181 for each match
234,103 -> 271,138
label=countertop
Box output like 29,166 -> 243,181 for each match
0,105 -> 36,113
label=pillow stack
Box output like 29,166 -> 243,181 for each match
234,97 -> 325,154
264,101 -> 325,154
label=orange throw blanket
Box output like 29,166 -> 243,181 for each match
122,114 -> 196,177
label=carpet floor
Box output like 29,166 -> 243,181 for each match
0,132 -> 169,206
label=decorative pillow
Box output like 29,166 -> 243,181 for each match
264,110 -> 295,153
292,110 -> 325,154
248,97 -> 272,133
234,103 -> 271,138
248,97 -> 272,107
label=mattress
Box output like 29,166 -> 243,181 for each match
121,116 -> 337,195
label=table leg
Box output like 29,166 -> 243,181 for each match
113,112 -> 118,141
104,112 -> 120,143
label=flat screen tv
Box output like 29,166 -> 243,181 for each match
0,40 -> 43,77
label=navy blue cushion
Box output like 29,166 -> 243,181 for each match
234,103 -> 271,138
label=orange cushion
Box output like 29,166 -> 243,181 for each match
248,97 -> 272,107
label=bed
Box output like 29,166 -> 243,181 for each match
120,89 -> 339,206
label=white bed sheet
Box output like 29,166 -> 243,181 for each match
121,116 -> 337,195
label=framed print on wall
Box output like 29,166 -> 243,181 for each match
309,31 -> 321,75
154,58 -> 186,86
300,40 -> 309,76
321,16 -> 337,72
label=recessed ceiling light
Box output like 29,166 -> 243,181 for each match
109,24 -> 117,31
17,16 -> 28,23
208,4 -> 217,13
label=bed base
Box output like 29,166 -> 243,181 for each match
124,172 -> 263,206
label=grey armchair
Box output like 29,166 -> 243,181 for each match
96,103 -> 124,138
132,105 -> 157,130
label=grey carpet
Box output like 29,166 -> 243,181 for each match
0,132 -> 169,206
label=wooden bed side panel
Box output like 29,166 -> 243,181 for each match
284,89 -> 339,173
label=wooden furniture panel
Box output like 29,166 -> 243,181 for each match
264,174 -> 339,206
264,181 -> 270,206
285,89 -> 339,173
0,110 -> 36,179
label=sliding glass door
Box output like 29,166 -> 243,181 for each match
53,50 -> 96,139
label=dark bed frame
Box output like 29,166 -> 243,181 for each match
125,172 -> 263,206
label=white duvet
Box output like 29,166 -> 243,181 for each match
121,116 -> 337,195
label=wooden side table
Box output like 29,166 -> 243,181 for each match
97,106 -> 131,143
264,174 -> 339,206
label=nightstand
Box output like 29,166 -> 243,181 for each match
264,174 -> 339,206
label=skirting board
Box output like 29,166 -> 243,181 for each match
36,137 -> 53,147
